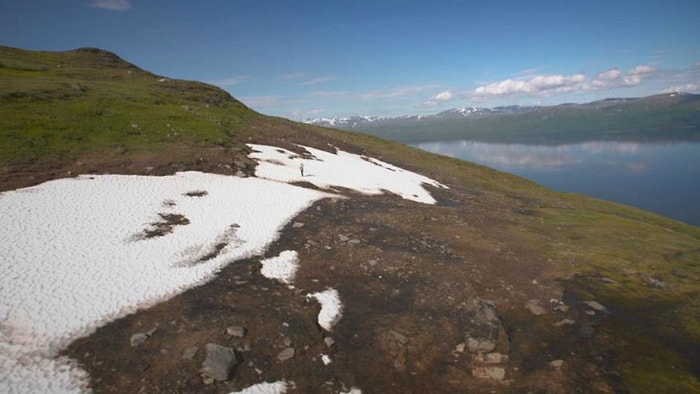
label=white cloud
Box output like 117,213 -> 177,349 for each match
661,82 -> 700,93
425,90 -> 454,105
279,72 -> 306,80
473,64 -> 661,99
628,65 -> 657,76
291,108 -> 324,117
358,84 -> 439,100
300,76 -> 336,86
596,68 -> 622,81
474,73 -> 585,97
239,96 -> 281,107
208,76 -> 247,87
90,0 -> 131,11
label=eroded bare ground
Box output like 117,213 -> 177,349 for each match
61,182 -> 621,393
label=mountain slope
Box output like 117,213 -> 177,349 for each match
1,46 -> 700,393
306,94 -> 700,144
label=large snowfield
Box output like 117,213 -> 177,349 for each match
0,144 -> 444,393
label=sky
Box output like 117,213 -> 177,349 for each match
1,0 -> 700,119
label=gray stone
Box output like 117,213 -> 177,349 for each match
226,326 -> 247,338
473,366 -> 506,381
553,304 -> 570,313
292,222 -> 305,228
182,346 -> 198,359
467,337 -> 496,354
553,318 -> 576,327
201,343 -> 238,381
324,336 -> 336,347
277,347 -> 295,362
461,298 -> 504,354
583,300 -> 607,312
525,299 -> 547,315
484,352 -> 507,364
348,239 -> 361,245
130,333 -> 149,347
549,359 -> 564,369
338,234 -> 350,242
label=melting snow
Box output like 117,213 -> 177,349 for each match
0,172 -> 329,393
306,289 -> 343,331
230,380 -> 289,394
1,143 -> 444,392
248,144 -> 446,204
260,250 -> 299,285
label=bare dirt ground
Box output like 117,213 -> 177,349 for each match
6,126 -> 676,393
26,161 -> 617,393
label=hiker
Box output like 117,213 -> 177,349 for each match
300,162 -> 305,177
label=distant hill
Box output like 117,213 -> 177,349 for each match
2,45 -> 700,393
305,93 -> 700,144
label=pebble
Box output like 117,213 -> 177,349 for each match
525,299 -> 546,315
549,359 -> 564,369
324,336 -> 336,347
182,346 -> 198,359
130,333 -> 149,347
583,300 -> 607,312
277,347 -> 295,362
226,326 -> 247,338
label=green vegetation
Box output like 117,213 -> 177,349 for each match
354,96 -> 700,144
0,46 -> 258,167
2,46 -> 699,391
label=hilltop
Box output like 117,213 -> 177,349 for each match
1,46 -> 700,393
304,93 -> 700,145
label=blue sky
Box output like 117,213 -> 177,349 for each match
2,0 -> 699,119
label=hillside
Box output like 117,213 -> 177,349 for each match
305,94 -> 700,144
1,46 -> 700,393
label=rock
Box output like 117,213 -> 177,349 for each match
277,347 -> 295,362
553,304 -> 570,313
460,298 -> 504,354
473,366 -> 506,381
553,318 -> 576,327
549,359 -> 564,369
292,222 -> 304,228
467,337 -> 496,354
525,299 -> 546,315
324,336 -> 336,347
338,234 -> 350,242
484,352 -> 507,364
583,300 -> 607,312
182,346 -> 199,359
201,343 -> 238,381
348,239 -> 361,245
454,343 -> 466,353
226,326 -> 247,338
130,333 -> 149,347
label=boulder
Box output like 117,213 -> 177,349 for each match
201,343 -> 238,381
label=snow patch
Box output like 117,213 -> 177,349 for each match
260,250 -> 299,284
306,288 -> 343,331
248,144 -> 446,204
229,380 -> 289,394
0,172 -> 330,393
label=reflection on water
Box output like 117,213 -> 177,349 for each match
415,140 -> 700,226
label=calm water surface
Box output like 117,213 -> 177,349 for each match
415,140 -> 700,226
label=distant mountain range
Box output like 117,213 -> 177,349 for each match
304,93 -> 700,144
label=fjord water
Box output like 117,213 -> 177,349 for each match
415,140 -> 700,226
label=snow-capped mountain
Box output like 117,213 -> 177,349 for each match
303,105 -> 537,129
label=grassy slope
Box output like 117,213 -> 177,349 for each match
350,95 -> 700,144
2,46 -> 699,391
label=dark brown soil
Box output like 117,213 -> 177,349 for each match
52,177 -> 614,393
